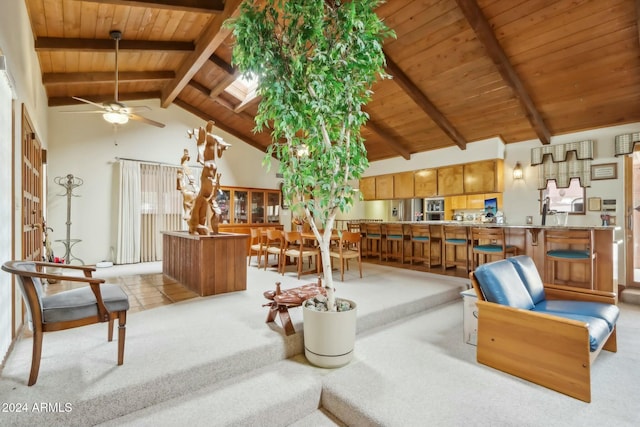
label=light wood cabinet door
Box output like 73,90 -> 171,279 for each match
360,177 -> 376,200
437,165 -> 464,196
394,171 -> 414,198
414,168 -> 438,197
376,174 -> 394,199
463,159 -> 504,193
466,194 -> 484,210
450,195 -> 467,210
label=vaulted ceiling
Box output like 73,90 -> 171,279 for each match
24,0 -> 640,162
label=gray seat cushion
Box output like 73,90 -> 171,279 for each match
42,284 -> 129,323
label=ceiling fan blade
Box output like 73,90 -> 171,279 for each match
129,113 -> 166,128
60,110 -> 105,114
122,105 -> 151,114
72,96 -> 107,109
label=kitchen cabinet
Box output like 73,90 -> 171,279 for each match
449,195 -> 467,210
463,159 -> 504,194
437,165 -> 464,196
359,177 -> 376,200
376,174 -> 394,199
394,171 -> 415,198
414,168 -> 438,197
466,194 -> 484,210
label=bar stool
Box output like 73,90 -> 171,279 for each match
409,224 -> 431,266
365,222 -> 383,261
383,223 -> 405,263
470,227 -> 517,270
544,229 -> 596,289
442,225 -> 469,273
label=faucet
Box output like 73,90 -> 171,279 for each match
541,197 -> 550,225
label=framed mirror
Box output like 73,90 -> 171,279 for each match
540,178 -> 585,215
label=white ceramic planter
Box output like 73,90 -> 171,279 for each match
303,298 -> 357,368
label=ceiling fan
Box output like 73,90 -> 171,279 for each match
70,30 -> 165,128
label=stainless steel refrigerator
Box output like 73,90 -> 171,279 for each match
390,199 -> 424,221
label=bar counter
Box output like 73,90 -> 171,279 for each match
356,221 -> 619,293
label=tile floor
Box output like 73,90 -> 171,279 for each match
44,271 -> 199,313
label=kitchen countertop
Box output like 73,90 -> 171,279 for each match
369,220 -> 620,231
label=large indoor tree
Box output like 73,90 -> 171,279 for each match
230,0 -> 393,310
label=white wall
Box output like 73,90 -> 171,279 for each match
47,103 -> 280,264
0,0 -> 50,363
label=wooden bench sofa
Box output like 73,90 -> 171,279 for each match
469,255 -> 619,402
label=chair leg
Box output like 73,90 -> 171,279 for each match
108,317 -> 114,341
118,311 -> 127,366
28,327 -> 44,386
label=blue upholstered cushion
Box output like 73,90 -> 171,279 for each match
474,244 -> 513,252
547,249 -> 589,259
474,260 -> 534,309
508,256 -> 546,305
445,238 -> 467,244
412,236 -> 429,241
367,233 -> 381,238
42,284 -> 130,323
533,300 -> 619,331
531,310 -> 610,351
387,234 -> 403,239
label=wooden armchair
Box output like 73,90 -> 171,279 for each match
469,255 -> 618,402
1,260 -> 129,386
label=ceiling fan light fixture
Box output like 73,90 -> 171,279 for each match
103,111 -> 129,125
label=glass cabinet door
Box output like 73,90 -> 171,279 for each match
218,189 -> 230,224
267,191 -> 280,223
251,191 -> 265,224
234,190 -> 248,223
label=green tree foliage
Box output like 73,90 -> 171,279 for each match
229,0 -> 393,308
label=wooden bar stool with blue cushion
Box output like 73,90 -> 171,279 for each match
409,224 -> 431,266
471,227 -> 517,270
442,225 -> 469,273
365,222 -> 383,261
545,229 -> 596,289
383,223 -> 405,263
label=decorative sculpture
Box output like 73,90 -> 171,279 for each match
180,120 -> 231,235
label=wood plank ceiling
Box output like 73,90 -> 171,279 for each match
24,0 -> 640,162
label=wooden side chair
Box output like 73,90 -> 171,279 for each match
281,231 -> 320,279
329,231 -> 363,281
1,260 -> 129,386
263,228 -> 284,271
247,227 -> 265,267
470,227 -> 517,270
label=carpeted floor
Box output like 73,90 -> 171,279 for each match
1,261 -> 639,426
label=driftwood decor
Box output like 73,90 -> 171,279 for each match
178,120 -> 231,235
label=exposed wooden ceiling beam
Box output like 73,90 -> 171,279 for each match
71,0 -> 224,14
384,53 -> 467,151
35,37 -> 194,52
48,91 -> 162,107
174,99 -> 267,153
208,55 -> 239,98
366,119 -> 412,160
161,0 -> 244,108
187,80 -> 254,122
43,71 -> 175,85
636,0 -> 640,45
455,0 -> 551,145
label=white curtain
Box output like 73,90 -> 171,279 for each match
116,160 -> 141,264
140,163 -> 183,262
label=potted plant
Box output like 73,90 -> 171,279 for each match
229,0 -> 393,367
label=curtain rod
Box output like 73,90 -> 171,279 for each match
115,156 -> 199,168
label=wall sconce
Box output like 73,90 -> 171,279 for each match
513,162 -> 523,180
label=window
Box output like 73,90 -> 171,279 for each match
540,178 -> 585,215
